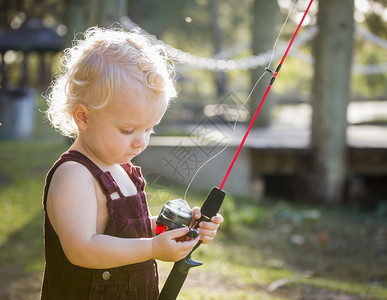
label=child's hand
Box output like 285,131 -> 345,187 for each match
191,207 -> 224,244
152,227 -> 199,262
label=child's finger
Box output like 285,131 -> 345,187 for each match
197,227 -> 216,238
211,214 -> 224,224
181,236 -> 200,252
198,230 -> 216,244
199,220 -> 219,230
191,206 -> 201,220
166,227 -> 189,240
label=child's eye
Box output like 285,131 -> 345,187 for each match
120,129 -> 134,135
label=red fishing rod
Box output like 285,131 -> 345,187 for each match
157,1 -> 314,299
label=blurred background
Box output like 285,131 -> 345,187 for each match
0,0 -> 386,299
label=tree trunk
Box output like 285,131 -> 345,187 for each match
311,0 -> 355,204
64,0 -> 86,47
1,52 -> 7,89
209,0 -> 227,97
250,0 -> 278,127
99,0 -> 127,27
86,0 -> 127,28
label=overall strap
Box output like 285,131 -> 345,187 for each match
58,150 -> 123,201
121,163 -> 145,192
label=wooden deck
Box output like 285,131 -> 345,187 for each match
245,124 -> 387,175
244,124 -> 387,201
150,123 -> 387,176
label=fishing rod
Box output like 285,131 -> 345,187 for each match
157,1 -> 314,298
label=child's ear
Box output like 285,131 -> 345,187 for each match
72,104 -> 89,131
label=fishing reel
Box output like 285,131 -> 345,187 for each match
155,199 -> 199,240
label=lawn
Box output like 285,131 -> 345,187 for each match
0,137 -> 386,299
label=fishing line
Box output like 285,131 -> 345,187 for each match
268,0 -> 297,68
183,0 -> 298,200
183,71 -> 266,201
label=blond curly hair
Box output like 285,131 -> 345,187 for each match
45,26 -> 177,138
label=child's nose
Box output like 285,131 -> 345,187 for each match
132,132 -> 147,148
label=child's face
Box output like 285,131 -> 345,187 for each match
82,87 -> 168,166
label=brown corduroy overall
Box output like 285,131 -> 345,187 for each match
41,150 -> 159,300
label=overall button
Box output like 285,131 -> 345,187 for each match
102,271 -> 111,280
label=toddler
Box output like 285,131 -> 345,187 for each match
41,26 -> 223,299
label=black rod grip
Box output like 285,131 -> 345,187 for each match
157,263 -> 188,300
200,187 -> 225,219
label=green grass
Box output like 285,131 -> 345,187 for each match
0,141 -> 67,272
0,138 -> 386,299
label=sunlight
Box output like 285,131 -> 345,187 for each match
355,0 -> 371,13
